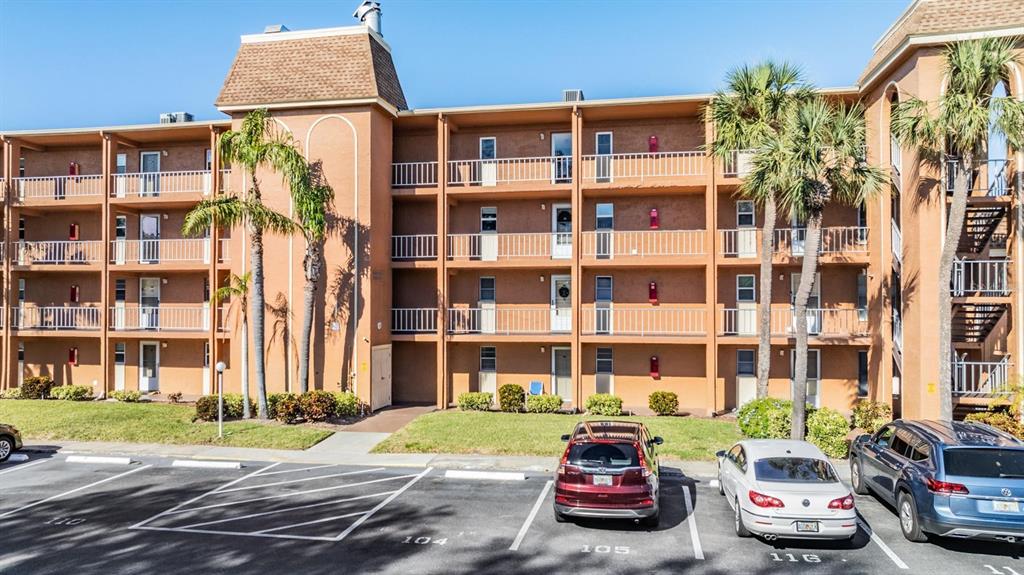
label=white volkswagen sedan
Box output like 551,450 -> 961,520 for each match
716,439 -> 857,541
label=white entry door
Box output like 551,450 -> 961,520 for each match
551,275 -> 572,333
371,344 -> 393,411
140,152 -> 161,197
139,341 -> 159,392
140,214 -> 161,264
790,272 -> 821,335
791,349 -> 821,408
552,347 -> 572,403
552,204 -> 572,259
114,342 -> 126,391
140,278 -> 161,330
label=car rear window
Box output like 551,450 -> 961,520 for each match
753,458 -> 838,483
568,443 -> 639,468
942,448 -> 1024,479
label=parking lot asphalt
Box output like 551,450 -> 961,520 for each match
2,454 -> 1023,574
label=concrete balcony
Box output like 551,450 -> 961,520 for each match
447,233 -> 572,264
580,305 -> 705,338
14,241 -> 103,266
581,230 -> 705,264
109,238 -> 230,267
719,306 -> 868,339
580,151 -> 704,189
952,259 -> 1010,297
13,175 -> 104,204
953,357 -> 1012,399
447,156 -> 572,187
392,162 -> 438,188
11,306 -> 101,332
446,306 -> 569,336
946,159 -> 1020,198
391,308 -> 438,334
719,227 -> 869,261
109,305 -> 219,334
111,169 -> 228,201
391,235 -> 437,261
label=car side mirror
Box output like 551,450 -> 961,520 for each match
652,436 -> 664,446
561,434 -> 571,442
715,450 -> 726,459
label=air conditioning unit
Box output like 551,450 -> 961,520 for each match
563,89 -> 585,102
160,112 -> 194,124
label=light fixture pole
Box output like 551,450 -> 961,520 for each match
216,361 -> 227,439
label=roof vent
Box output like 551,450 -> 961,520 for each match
354,1 -> 382,36
264,24 -> 289,34
563,89 -> 585,102
160,112 -> 194,124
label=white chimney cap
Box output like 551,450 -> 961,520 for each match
353,1 -> 381,20
264,24 -> 289,34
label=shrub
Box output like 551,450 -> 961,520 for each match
0,388 -> 24,400
966,410 -> 1024,438
526,394 -> 563,413
267,393 -> 291,419
648,391 -> 679,416
21,376 -> 55,399
585,393 -> 623,416
49,385 -> 93,401
110,390 -> 142,403
457,392 -> 493,411
333,391 -> 362,418
737,398 -> 793,439
274,394 -> 304,424
807,407 -> 851,458
194,396 -> 219,421
301,391 -> 336,422
224,394 -> 256,418
852,400 -> 892,435
168,392 -> 183,404
498,384 -> 526,413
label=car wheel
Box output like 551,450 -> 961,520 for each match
0,436 -> 12,463
717,468 -> 725,496
554,508 -> 569,524
897,491 -> 927,542
851,458 -> 869,495
642,511 -> 660,529
734,498 -> 751,538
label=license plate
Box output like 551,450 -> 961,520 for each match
592,475 -> 613,486
796,521 -> 820,533
994,500 -> 1020,513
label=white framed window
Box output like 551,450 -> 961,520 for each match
114,342 -> 126,364
479,277 -> 495,302
19,157 -> 25,178
18,278 -> 25,303
596,203 -> 614,230
479,137 -> 496,160
204,342 -> 211,369
596,132 -> 613,155
737,200 -> 755,228
480,207 -> 497,232
857,272 -> 868,321
596,276 -> 613,302
480,346 -> 497,372
596,347 -> 613,374
858,350 -> 869,397
115,215 -> 127,240
18,218 -> 25,240
737,274 -> 756,303
205,149 -> 213,171
115,279 -> 126,302
116,153 -> 127,175
737,349 -> 755,376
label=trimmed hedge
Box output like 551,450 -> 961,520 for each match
49,385 -> 93,401
195,394 -> 256,421
300,391 -> 336,422
267,393 -> 290,419
648,391 -> 679,416
333,391 -> 362,417
194,396 -> 219,421
807,407 -> 851,458
21,376 -> 55,400
526,394 -> 564,413
585,393 -> 623,416
110,390 -> 142,403
457,392 -> 493,411
274,394 -> 304,424
0,388 -> 24,400
498,384 -> 525,413
966,410 -> 1024,438
737,398 -> 793,439
852,400 -> 892,435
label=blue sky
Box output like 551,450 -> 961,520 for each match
0,0 -> 909,131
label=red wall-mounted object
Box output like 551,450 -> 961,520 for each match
69,284 -> 80,303
648,281 -> 658,304
649,208 -> 660,229
68,347 -> 79,366
69,223 -> 80,241
650,356 -> 660,379
648,135 -> 658,153
68,162 -> 80,176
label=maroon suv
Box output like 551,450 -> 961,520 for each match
554,421 -> 663,527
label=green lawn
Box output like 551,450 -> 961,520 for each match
372,411 -> 741,461
0,400 -> 333,450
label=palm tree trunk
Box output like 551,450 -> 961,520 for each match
757,195 -> 777,398
791,214 -> 823,440
938,154 -> 971,421
297,242 -> 321,394
240,313 -> 251,419
251,225 -> 268,419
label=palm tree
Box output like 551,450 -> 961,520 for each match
293,164 -> 334,393
768,98 -> 886,439
706,61 -> 813,399
184,194 -> 296,418
215,272 -> 252,418
891,38 -> 1024,420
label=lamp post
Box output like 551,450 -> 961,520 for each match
216,361 -> 227,439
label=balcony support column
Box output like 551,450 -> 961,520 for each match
1,139 -> 14,390
209,127 -> 222,395
873,161 -> 894,407
100,134 -> 115,397
571,107 -> 583,409
436,114 -> 449,408
705,119 -> 720,414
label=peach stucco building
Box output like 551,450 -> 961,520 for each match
1,0 -> 1022,418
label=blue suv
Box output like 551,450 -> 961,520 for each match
849,420 -> 1024,543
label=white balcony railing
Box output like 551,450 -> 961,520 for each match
581,230 -> 705,258
16,241 -> 103,265
447,233 -> 572,260
391,308 -> 438,333
719,227 -> 869,257
111,170 -> 219,198
110,239 -> 228,264
952,357 -> 1012,398
952,259 -> 1009,296
447,156 -> 572,186
392,162 -> 438,187
109,305 -> 210,331
446,307 -> 561,335
14,175 -> 104,201
891,219 -> 902,266
581,305 -> 705,336
720,307 -> 867,337
11,306 -> 101,330
946,159 -> 1018,197
723,149 -> 758,177
392,235 -> 437,260
890,134 -> 902,177
580,151 -> 704,183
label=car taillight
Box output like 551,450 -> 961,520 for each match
636,442 -> 653,477
560,448 -> 570,466
749,490 -> 785,508
828,494 -> 855,510
926,477 -> 969,494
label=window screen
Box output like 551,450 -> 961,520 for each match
596,277 -> 613,302
480,347 -> 496,372
479,277 -> 495,301
737,201 -> 755,227
737,275 -> 756,302
737,350 -> 755,376
596,348 -> 613,374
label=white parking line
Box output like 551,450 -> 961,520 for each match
217,467 -> 386,493
682,485 -> 705,560
0,459 -> 48,477
133,525 -> 336,542
256,463 -> 343,477
445,470 -> 526,481
333,467 -> 434,542
177,491 -> 397,530
509,479 -> 553,552
254,510 -> 369,534
66,455 -> 133,465
0,465 -> 152,520
171,460 -> 243,470
857,517 -> 909,570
